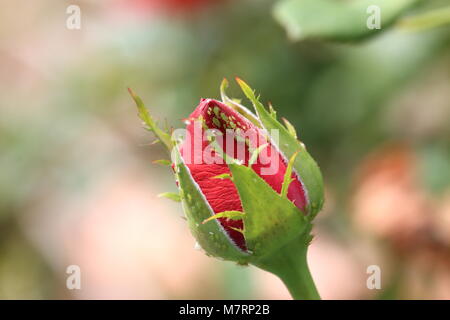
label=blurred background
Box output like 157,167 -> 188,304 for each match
0,0 -> 449,299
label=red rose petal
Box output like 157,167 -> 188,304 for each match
180,99 -> 306,252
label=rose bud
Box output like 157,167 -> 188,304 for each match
130,79 -> 324,299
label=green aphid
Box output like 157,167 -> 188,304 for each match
212,117 -> 221,128
220,112 -> 229,122
229,121 -> 237,129
213,106 -> 220,117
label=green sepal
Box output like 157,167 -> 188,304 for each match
281,151 -> 299,198
129,88 -> 173,151
202,210 -> 244,225
282,117 -> 297,139
211,173 -> 232,180
268,103 -> 277,120
236,78 -> 324,218
172,147 -> 249,262
157,192 -> 181,202
228,163 -> 310,258
153,159 -> 172,166
248,143 -> 269,167
220,78 -> 261,128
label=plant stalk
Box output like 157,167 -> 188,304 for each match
253,235 -> 320,300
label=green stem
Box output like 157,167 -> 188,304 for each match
253,235 -> 320,300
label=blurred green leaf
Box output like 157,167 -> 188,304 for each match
399,5 -> 450,30
273,0 -> 419,41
